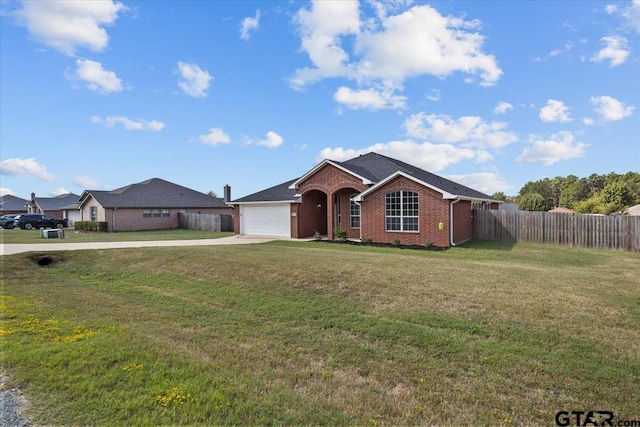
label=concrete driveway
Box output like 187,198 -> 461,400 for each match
0,235 -> 278,256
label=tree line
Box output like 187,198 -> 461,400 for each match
492,171 -> 640,214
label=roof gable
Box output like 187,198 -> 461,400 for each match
79,178 -> 228,209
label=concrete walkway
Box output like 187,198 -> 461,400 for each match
0,235 -> 279,256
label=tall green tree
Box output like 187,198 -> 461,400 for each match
518,193 -> 548,211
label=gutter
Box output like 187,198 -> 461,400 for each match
450,198 -> 461,247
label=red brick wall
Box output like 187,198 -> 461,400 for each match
360,176 -> 451,247
104,207 -> 231,232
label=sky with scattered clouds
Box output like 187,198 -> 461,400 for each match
1,0 -> 638,200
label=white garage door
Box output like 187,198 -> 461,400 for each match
240,204 -> 291,237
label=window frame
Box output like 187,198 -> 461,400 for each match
385,190 -> 419,232
143,209 -> 152,218
350,198 -> 360,229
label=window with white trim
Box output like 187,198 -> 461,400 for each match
350,199 -> 360,229
143,209 -> 151,218
162,209 -> 170,217
385,191 -> 418,232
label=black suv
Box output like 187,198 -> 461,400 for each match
0,214 -> 17,229
13,214 -> 68,230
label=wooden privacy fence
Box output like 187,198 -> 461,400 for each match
474,210 -> 640,252
178,213 -> 234,232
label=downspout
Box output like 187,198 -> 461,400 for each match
450,197 -> 461,247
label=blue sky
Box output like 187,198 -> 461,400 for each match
1,0 -> 638,201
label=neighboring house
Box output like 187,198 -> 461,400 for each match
77,178 -> 233,232
230,152 -> 499,247
0,194 -> 29,214
549,207 -> 576,214
26,193 -> 81,219
624,204 -> 640,216
499,202 -> 519,211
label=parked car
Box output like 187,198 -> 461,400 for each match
0,214 -> 17,229
13,214 -> 68,230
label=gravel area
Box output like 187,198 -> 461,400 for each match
0,377 -> 30,427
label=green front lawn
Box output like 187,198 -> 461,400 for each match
1,241 -> 638,425
0,228 -> 232,244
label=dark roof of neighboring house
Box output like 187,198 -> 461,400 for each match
33,193 -> 81,210
232,179 -> 299,203
232,152 -> 497,203
79,178 -> 230,209
0,195 -> 29,212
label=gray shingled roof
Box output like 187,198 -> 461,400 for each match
34,193 -> 81,210
231,179 -> 299,203
233,152 -> 497,203
80,178 -> 229,209
340,153 -> 495,200
0,195 -> 29,212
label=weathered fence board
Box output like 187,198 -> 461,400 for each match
178,213 -> 234,232
474,210 -> 640,252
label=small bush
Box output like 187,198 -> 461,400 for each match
393,239 -> 401,246
313,231 -> 322,240
362,238 -> 373,245
334,228 -> 348,241
425,241 -> 434,248
75,221 -> 108,232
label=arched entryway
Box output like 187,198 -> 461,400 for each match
298,189 -> 328,237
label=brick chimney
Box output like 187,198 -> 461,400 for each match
223,185 -> 231,203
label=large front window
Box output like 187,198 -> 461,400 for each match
385,191 -> 418,232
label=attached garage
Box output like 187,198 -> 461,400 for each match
240,203 -> 291,237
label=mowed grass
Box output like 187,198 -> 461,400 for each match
0,228 -> 232,244
1,241 -> 638,426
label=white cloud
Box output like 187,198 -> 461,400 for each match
318,140 -> 482,172
10,0 -> 126,56
403,113 -> 518,149
446,172 -> 513,194
196,128 -> 231,146
589,95 -> 635,121
516,131 -> 587,165
256,131 -> 284,148
1,188 -> 15,196
290,1 -> 501,107
0,158 -> 55,181
73,175 -> 101,189
493,101 -> 513,115
591,35 -> 630,67
50,187 -> 70,196
91,115 -> 165,131
606,0 -> 640,34
539,99 -> 572,123
240,10 -> 261,40
177,61 -> 212,98
426,89 -> 441,101
333,86 -> 407,110
68,59 -> 122,94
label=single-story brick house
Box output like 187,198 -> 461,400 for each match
77,178 -> 233,232
230,152 -> 499,247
